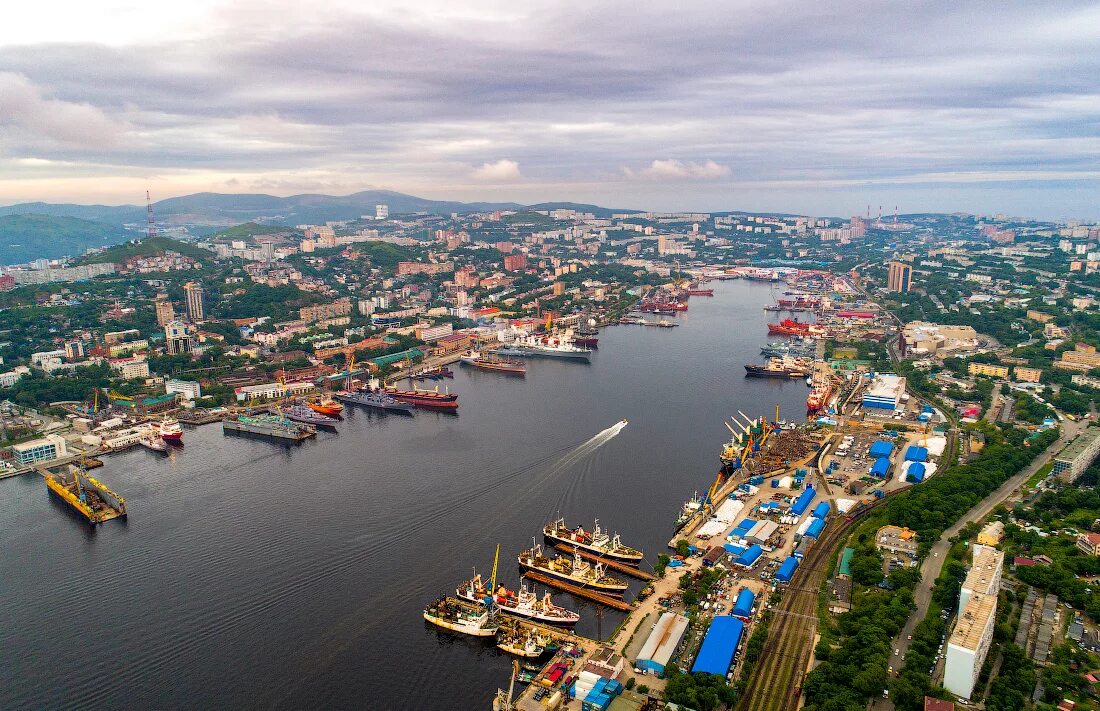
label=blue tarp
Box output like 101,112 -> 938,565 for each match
732,587 -> 755,619
907,462 -> 927,483
811,501 -> 831,520
871,457 -> 891,477
869,441 -> 895,458
667,559 -> 684,567
691,616 -> 745,676
805,517 -> 826,540
735,544 -> 763,568
905,446 -> 929,462
790,487 -> 817,516
775,556 -> 799,583
723,543 -> 747,556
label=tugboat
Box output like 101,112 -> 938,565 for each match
422,596 -> 499,637
307,397 -> 344,418
542,518 -> 643,565
457,574 -> 580,626
517,545 -> 629,596
282,403 -> 341,426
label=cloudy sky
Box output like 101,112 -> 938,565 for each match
2,0 -> 1098,218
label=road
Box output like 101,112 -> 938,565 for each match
871,419 -> 1085,710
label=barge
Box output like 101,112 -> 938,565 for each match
222,414 -> 316,441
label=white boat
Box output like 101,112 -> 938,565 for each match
139,434 -> 168,453
457,575 -> 580,626
493,334 -> 591,361
152,417 -> 183,443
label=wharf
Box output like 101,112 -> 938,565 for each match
551,544 -> 656,581
222,417 -> 315,442
521,571 -> 635,612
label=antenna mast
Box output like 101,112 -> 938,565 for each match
146,190 -> 157,240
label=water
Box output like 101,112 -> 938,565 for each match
0,280 -> 809,710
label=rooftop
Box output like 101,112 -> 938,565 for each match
1057,428 -> 1100,463
963,545 -> 1004,595
950,592 -> 996,651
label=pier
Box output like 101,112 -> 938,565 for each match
551,544 -> 657,581
521,571 -> 635,611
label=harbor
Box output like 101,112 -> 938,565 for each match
0,280 -> 815,710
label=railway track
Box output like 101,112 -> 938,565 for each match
737,500 -> 884,711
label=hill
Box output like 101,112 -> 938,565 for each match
77,236 -> 215,265
210,222 -> 299,242
526,202 -> 641,218
0,214 -> 133,265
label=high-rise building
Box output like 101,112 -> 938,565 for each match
165,320 -> 194,355
944,592 -> 996,699
155,293 -> 175,326
183,282 -> 205,322
887,261 -> 912,293
375,204 -> 389,220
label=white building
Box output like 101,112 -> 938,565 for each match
234,381 -> 315,402
375,204 -> 389,220
0,365 -> 30,388
12,434 -> 68,466
944,592 -> 997,699
165,379 -> 202,401
110,357 -> 150,379
959,544 -> 1004,612
861,373 -> 907,411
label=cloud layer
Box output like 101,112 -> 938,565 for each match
0,1 -> 1098,217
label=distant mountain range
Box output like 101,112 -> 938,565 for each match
0,190 -> 642,264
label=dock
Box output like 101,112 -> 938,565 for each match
552,544 -> 656,581
521,571 -> 635,611
222,415 -> 315,442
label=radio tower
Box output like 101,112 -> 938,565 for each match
894,205 -> 898,225
146,190 -> 157,240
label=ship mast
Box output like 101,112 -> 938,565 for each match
489,543 -> 500,595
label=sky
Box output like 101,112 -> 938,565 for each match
1,0 -> 1099,219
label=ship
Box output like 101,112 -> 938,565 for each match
282,403 -> 341,426
493,335 -> 591,362
744,356 -> 811,378
767,318 -> 824,337
139,431 -> 168,453
496,625 -> 549,658
222,414 -> 316,441
422,596 -> 500,637
570,336 -> 599,349
307,397 -> 344,418
686,287 -> 714,296
460,351 -> 527,375
806,373 -> 836,414
517,545 -> 629,596
457,574 -> 580,626
777,295 -> 820,309
153,417 -> 183,443
383,385 -> 459,411
414,366 -> 454,381
335,389 -> 415,414
542,518 -> 643,564
45,465 -> 127,525
675,492 -> 705,532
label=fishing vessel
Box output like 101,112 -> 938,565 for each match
457,575 -> 580,626
496,626 -> 548,658
282,403 -> 341,426
517,545 -> 629,596
383,385 -> 459,411
153,417 -> 183,443
422,596 -> 499,637
460,351 -> 527,375
493,335 -> 591,362
675,492 -> 706,532
307,397 -> 344,418
335,389 -> 415,414
542,518 -> 643,564
744,356 -> 811,378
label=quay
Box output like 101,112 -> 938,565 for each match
551,544 -> 657,581
521,571 -> 635,612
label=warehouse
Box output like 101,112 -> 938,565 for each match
691,616 -> 745,677
790,487 -> 817,516
804,517 -> 826,541
732,587 -> 756,619
728,518 -> 757,541
746,520 -> 779,545
774,555 -> 799,583
869,440 -> 895,458
861,373 -> 906,410
635,612 -> 689,674
735,544 -> 764,568
906,462 -> 927,483
810,501 -> 831,520
871,457 -> 891,477
904,445 -> 929,462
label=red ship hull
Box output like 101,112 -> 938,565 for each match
384,388 -> 459,410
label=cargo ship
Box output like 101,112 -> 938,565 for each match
777,295 -> 820,309
687,287 -> 714,296
517,545 -> 629,596
45,465 -> 127,525
307,398 -> 344,418
460,351 -> 527,375
637,299 -> 688,312
806,374 -> 836,414
542,518 -> 643,565
744,356 -> 811,378
457,575 -> 580,626
152,417 -> 183,443
675,492 -> 705,532
335,389 -> 415,414
767,318 -> 824,336
493,336 -> 591,362
422,596 -> 500,637
282,403 -> 341,426
383,385 -> 459,411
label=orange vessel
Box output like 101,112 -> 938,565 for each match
307,398 -> 344,417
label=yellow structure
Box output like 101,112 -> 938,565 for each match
1014,367 -> 1042,383
968,362 -> 1009,378
977,520 -> 1004,546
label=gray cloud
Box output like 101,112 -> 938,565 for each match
0,1 -> 1098,217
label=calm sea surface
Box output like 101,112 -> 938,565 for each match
0,280 -> 809,710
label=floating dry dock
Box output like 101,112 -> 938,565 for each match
551,544 -> 657,581
222,414 -> 315,441
522,571 -> 635,611
43,465 -> 126,525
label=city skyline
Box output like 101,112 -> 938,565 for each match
3,1 -> 1099,219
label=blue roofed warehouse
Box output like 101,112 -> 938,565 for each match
691,616 -> 745,677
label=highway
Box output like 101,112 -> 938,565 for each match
870,419 -> 1085,710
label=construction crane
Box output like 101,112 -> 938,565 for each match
489,543 -> 500,597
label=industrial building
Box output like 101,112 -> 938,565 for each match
734,544 -> 763,568
12,434 -> 68,466
959,544 -> 1003,613
691,616 -> 745,677
944,592 -> 997,699
1053,428 -> 1100,482
731,587 -> 755,619
635,612 -> 689,674
861,373 -> 906,410
774,556 -> 799,583
790,487 -> 817,516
